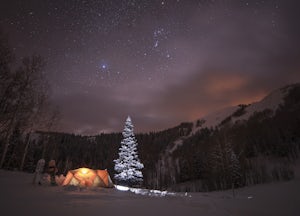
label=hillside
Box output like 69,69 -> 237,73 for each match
164,83 -> 300,191
164,84 -> 294,154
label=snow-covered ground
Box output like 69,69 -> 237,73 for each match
1,169 -> 300,216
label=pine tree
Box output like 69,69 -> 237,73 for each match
114,116 -> 144,187
228,147 -> 241,197
210,138 -> 241,192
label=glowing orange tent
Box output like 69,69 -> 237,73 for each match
62,168 -> 114,188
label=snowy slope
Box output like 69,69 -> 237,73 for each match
192,85 -> 293,134
1,169 -> 300,216
192,106 -> 239,132
231,86 -> 287,123
163,84 -> 297,158
169,86 -> 287,152
168,106 -> 240,153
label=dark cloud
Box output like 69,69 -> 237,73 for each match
146,71 -> 260,122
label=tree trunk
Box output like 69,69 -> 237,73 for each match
41,135 -> 49,159
232,182 -> 235,197
0,80 -> 26,168
19,133 -> 31,171
0,111 -> 17,168
0,129 -> 13,168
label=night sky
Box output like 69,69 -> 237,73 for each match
1,0 -> 299,134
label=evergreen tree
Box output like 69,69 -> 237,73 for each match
114,116 -> 144,187
210,138 -> 241,192
227,145 -> 241,197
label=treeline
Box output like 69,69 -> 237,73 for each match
2,122 -> 192,181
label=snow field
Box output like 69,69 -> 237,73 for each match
1,170 -> 300,216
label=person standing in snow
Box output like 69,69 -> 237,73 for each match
48,159 -> 58,186
33,158 -> 45,185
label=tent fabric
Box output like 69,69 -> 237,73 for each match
62,168 -> 114,188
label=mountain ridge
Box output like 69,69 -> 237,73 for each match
193,83 -> 298,132
165,83 -> 299,154
154,82 -> 300,191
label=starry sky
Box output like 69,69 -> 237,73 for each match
1,0 -> 299,134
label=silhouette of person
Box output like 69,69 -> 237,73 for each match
33,158 -> 45,185
48,160 -> 58,186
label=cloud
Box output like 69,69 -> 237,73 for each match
51,1 -> 300,134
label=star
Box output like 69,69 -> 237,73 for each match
99,61 -> 109,70
1,0 -> 296,135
